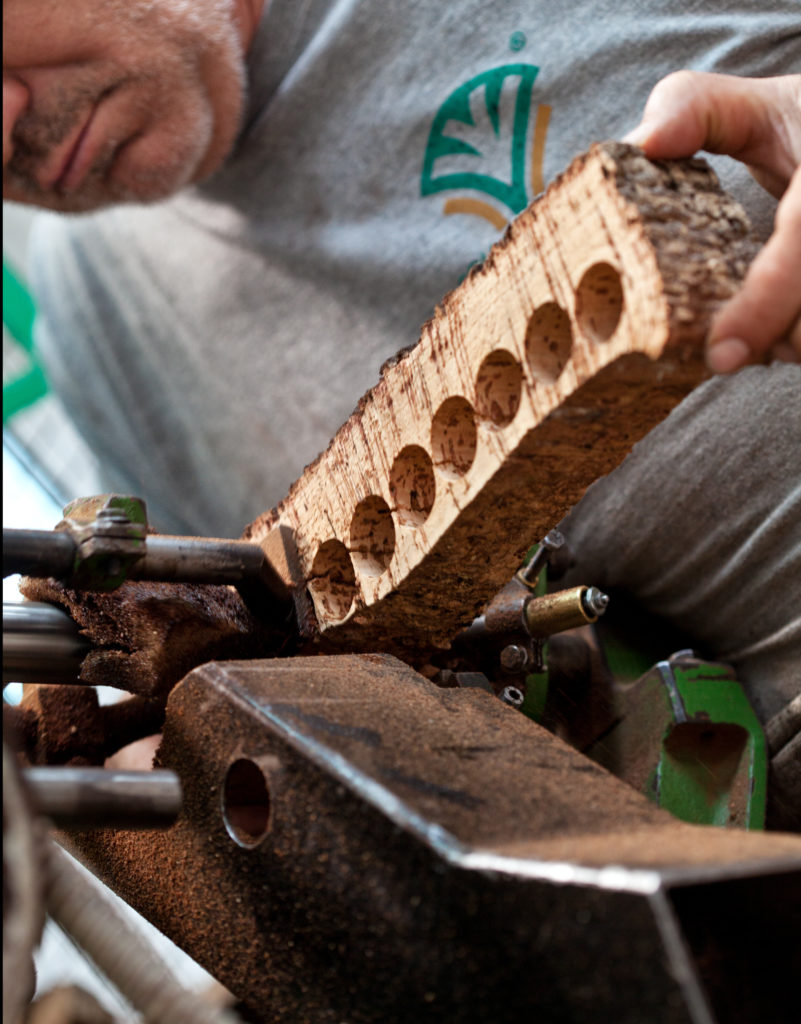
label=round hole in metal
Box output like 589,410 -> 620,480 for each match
222,758 -> 271,849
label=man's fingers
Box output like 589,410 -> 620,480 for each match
623,71 -> 801,194
707,166 -> 801,371
623,71 -> 801,371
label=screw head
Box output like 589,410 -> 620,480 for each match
500,644 -> 529,672
542,529 -> 565,551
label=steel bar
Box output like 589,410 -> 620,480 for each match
23,767 -> 181,829
3,601 -> 91,685
3,529 -> 76,579
44,840 -> 241,1024
133,537 -> 294,626
131,536 -> 264,584
3,528 -> 271,585
2,529 -> 293,625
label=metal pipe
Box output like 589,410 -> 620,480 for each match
3,529 -> 269,585
3,529 -> 76,579
23,767 -> 182,829
131,535 -> 266,583
3,601 -> 91,685
3,529 -> 294,625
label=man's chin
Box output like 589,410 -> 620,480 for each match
4,170 -> 195,214
3,141 -> 219,213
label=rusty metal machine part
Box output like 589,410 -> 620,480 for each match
67,655 -> 801,1024
3,601 -> 92,686
4,527 -> 278,589
449,552 -> 609,691
585,651 -> 768,829
3,739 -> 235,1024
3,147 -> 796,1022
43,840 -> 243,1024
3,492 -> 296,636
22,767 -> 181,829
3,744 -> 45,1024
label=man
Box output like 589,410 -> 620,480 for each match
3,2 -> 800,734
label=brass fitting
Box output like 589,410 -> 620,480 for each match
524,586 -> 608,639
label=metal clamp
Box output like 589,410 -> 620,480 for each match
58,494 -> 148,590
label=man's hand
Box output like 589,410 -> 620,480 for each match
623,71 -> 801,372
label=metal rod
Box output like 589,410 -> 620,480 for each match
23,767 -> 182,829
3,601 -> 92,685
519,529 -> 565,586
3,529 -> 294,625
44,840 -> 242,1024
3,529 -> 76,579
131,535 -> 267,584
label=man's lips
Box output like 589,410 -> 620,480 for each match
38,88 -> 116,196
52,102 -> 98,194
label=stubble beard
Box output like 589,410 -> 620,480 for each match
4,0 -> 246,212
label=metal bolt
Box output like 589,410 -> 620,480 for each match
542,529 -> 565,551
96,507 -> 130,525
500,644 -> 530,672
581,586 -> 609,618
520,529 -> 565,585
500,685 -> 525,708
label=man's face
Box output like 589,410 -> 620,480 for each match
3,0 -> 247,212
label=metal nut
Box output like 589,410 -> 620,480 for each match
500,686 -> 525,708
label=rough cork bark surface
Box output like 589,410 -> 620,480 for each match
244,142 -> 759,661
18,575 -> 272,701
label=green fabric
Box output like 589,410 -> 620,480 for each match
3,259 -> 48,422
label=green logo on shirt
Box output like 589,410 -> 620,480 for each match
421,62 -> 549,229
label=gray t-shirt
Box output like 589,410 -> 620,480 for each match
27,0 -> 801,712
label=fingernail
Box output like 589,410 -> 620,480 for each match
706,338 -> 750,373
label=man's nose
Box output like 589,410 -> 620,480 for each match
3,74 -> 30,168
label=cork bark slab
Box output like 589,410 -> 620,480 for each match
244,142 -> 758,660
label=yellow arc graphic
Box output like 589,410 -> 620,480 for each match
442,198 -> 508,230
442,103 -> 552,230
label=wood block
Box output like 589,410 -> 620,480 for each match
243,142 -> 758,661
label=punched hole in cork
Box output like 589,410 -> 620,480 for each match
350,495 -> 396,576
575,262 -> 624,343
474,349 -> 523,427
308,538 -> 358,620
389,445 -> 436,526
525,301 -> 573,382
431,396 -> 478,478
